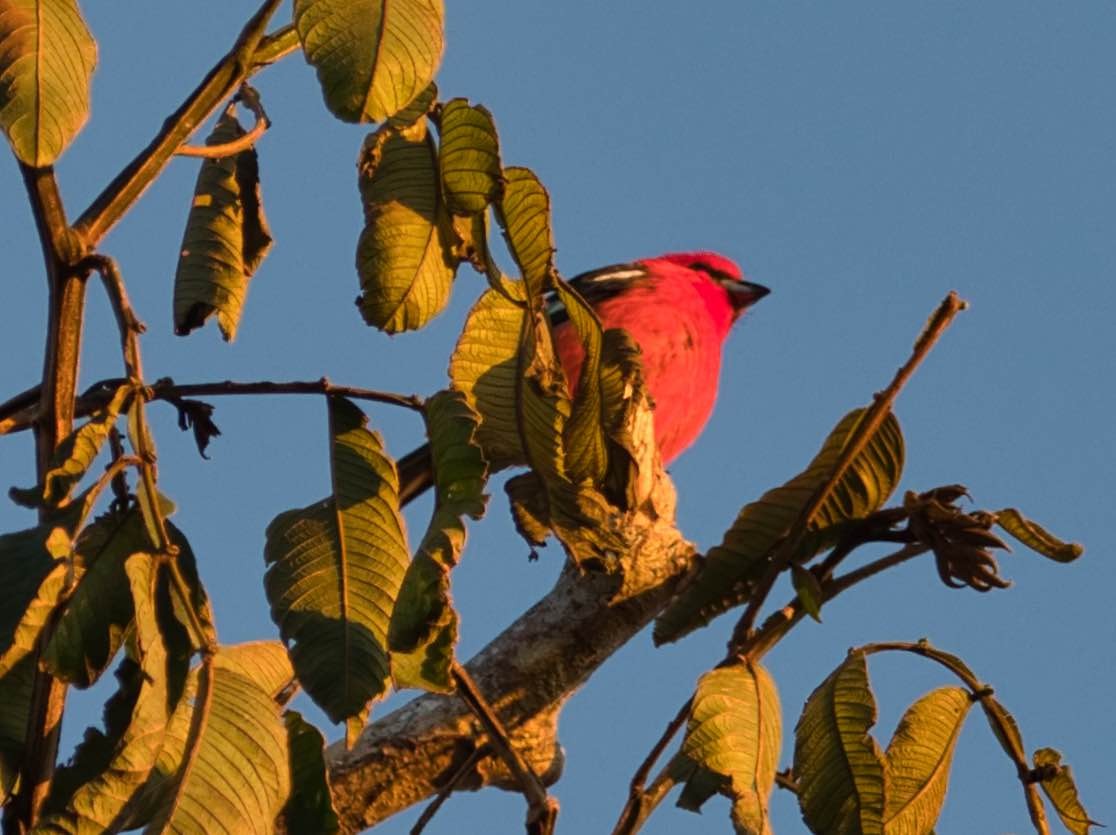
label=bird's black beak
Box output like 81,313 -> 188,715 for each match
724,279 -> 770,312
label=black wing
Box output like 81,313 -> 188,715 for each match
547,262 -> 648,326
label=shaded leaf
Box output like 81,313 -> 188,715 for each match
280,710 -> 339,835
883,687 -> 971,834
0,0 -> 97,165
0,563 -> 66,678
598,328 -> 657,510
35,553 -> 177,834
264,397 -> 409,722
448,276 -> 527,468
294,0 -> 444,123
389,391 -> 486,692
387,81 -> 438,129
0,656 -> 34,804
655,408 -> 904,644
554,282 -> 608,485
0,524 -> 60,665
794,651 -> 887,835
994,508 -> 1083,563
791,563 -> 824,623
1033,748 -> 1098,835
174,109 -> 273,341
504,473 -> 550,549
437,98 -> 501,215
675,663 -> 782,834
356,124 -> 455,333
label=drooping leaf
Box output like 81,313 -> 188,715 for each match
174,109 -> 273,341
35,553 -> 178,834
389,390 -> 487,692
994,508 -> 1083,563
0,0 -> 97,165
791,563 -> 824,623
883,687 -> 972,834
673,663 -> 782,834
1033,748 -> 1098,835
449,277 -> 527,469
138,647 -> 291,834
655,408 -> 904,644
264,397 -> 409,722
554,281 -> 608,485
0,562 -> 65,678
280,710 -> 340,835
356,123 -> 456,333
794,651 -> 887,835
294,0 -> 444,123
0,655 -> 34,804
495,166 -> 555,293
598,328 -> 657,509
387,81 -> 438,129
126,398 -> 167,551
437,98 -> 501,215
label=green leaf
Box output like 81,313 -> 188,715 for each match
356,123 -> 456,333
597,328 -> 657,509
0,525 -> 60,665
437,98 -> 501,215
35,553 -> 177,834
387,81 -> 438,129
174,109 -> 273,342
1033,748 -> 1098,835
495,166 -> 555,292
554,282 -> 608,485
280,710 -> 340,835
449,277 -> 527,469
294,0 -> 444,123
794,651 -> 887,835
675,663 -> 782,834
994,508 -> 1083,563
389,390 -> 487,693
138,647 -> 291,834
0,0 -> 97,165
655,408 -> 904,645
264,397 -> 409,722
0,656 -> 34,804
791,563 -> 824,623
0,563 -> 65,678
883,687 -> 972,835
219,640 -> 296,701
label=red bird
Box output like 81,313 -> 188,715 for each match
399,251 -> 768,503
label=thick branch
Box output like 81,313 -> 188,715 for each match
324,476 -> 696,833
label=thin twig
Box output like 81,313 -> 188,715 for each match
451,663 -> 559,834
410,745 -> 488,835
611,698 -> 692,835
611,761 -> 679,835
84,255 -> 145,380
175,85 -> 270,158
731,292 -> 967,649
73,0 -> 284,246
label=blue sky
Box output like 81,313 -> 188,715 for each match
1,3 -> 1113,833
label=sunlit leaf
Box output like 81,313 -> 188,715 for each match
139,647 -> 292,834
794,651 -> 887,835
294,0 -> 444,123
1033,748 -> 1098,835
655,408 -> 904,644
387,81 -> 437,129
495,166 -> 555,293
994,508 -> 1083,563
264,397 -> 409,722
0,0 -> 97,165
174,109 -> 273,342
0,524 -> 60,672
280,710 -> 340,834
390,390 -> 486,692
438,98 -> 501,215
883,687 -> 971,834
674,663 -> 782,834
356,124 -> 456,333
448,277 -> 527,469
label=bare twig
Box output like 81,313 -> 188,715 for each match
731,292 -> 968,649
175,85 -> 270,158
73,0 -> 285,246
611,698 -> 692,835
410,745 -> 488,835
451,663 -> 559,834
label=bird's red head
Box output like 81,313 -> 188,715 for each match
650,251 -> 770,322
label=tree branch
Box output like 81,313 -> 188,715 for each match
322,474 -> 696,833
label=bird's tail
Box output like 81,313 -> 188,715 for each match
397,443 -> 435,507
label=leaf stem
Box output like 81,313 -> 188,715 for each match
610,698 -> 692,835
410,744 -> 488,835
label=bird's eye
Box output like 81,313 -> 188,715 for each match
689,261 -> 736,283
